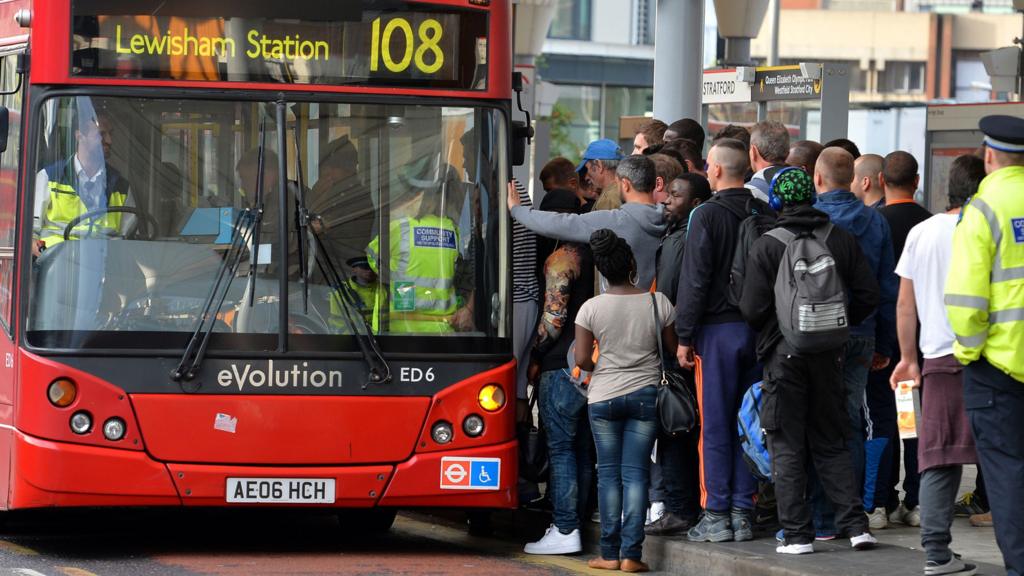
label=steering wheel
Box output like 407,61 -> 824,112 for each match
62,206 -> 160,241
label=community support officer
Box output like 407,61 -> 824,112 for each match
944,115 -> 1024,576
33,104 -> 135,255
366,164 -> 472,334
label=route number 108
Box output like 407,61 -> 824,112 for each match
370,17 -> 445,75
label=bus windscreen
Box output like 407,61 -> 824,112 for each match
70,0 -> 488,90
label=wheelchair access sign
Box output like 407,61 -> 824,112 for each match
440,457 -> 500,490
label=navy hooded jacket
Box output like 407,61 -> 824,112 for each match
814,190 -> 898,358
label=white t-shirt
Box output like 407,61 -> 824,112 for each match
575,291 -> 674,404
894,213 -> 957,359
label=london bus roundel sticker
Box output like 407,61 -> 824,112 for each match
440,457 -> 500,490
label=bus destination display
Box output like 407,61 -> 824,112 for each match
71,9 -> 488,89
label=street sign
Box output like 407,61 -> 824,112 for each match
702,69 -> 753,105
753,66 -> 821,102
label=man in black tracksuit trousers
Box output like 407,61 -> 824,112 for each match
739,168 -> 880,553
647,174 -> 713,534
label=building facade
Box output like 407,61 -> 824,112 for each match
537,0 -> 1021,159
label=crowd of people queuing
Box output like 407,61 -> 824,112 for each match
506,114 -> 1024,576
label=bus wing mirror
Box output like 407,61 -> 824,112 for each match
511,120 -> 533,167
0,107 -> 10,155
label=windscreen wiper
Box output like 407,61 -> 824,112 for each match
171,115 -> 269,387
289,103 -> 311,315
279,103 -> 389,387
170,208 -> 259,386
247,114 -> 269,306
309,230 -> 391,388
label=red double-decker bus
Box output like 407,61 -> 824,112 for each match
0,0 -> 519,528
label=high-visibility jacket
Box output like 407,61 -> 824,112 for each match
38,159 -> 130,248
329,278 -> 378,330
367,214 -> 460,333
944,165 -> 1024,383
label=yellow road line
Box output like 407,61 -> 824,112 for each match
394,515 -> 610,575
58,568 -> 102,576
0,540 -> 39,556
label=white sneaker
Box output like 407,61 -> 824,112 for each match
867,508 -> 888,530
850,532 -> 878,550
524,524 -> 582,555
646,501 -> 666,526
905,505 -> 921,527
776,542 -> 814,555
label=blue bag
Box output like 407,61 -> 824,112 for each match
737,381 -> 772,483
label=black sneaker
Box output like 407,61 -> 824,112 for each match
731,507 -> 754,542
687,511 -> 733,542
645,511 -> 690,536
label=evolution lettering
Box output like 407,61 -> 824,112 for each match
217,360 -> 343,391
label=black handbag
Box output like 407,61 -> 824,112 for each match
651,293 -> 699,435
517,382 -> 549,484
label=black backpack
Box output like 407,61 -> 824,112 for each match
708,195 -> 777,308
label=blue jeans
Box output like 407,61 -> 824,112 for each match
812,336 -> 873,534
539,369 -> 593,533
589,386 -> 658,561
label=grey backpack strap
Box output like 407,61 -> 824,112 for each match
764,227 -> 796,245
812,223 -> 834,242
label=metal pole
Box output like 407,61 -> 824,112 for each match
723,38 -> 752,67
653,0 -> 704,122
819,62 -> 851,143
768,0 -> 781,67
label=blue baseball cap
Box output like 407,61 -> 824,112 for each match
576,139 -> 625,172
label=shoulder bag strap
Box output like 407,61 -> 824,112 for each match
650,293 -> 668,386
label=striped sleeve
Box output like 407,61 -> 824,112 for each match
512,180 -> 540,302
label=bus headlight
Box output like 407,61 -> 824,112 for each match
463,414 -> 485,437
478,385 -> 505,412
47,378 -> 77,407
103,417 -> 126,441
70,411 -> 92,435
431,421 -> 454,444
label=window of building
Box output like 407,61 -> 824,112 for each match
603,86 -> 654,142
954,54 -> 992,102
546,84 -> 601,162
545,83 -> 655,162
633,0 -> 655,46
882,61 -> 926,93
549,0 -> 591,41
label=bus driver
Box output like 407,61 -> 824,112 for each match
32,105 -> 136,256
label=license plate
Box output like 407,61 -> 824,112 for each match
226,478 -> 335,504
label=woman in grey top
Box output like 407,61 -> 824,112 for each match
575,229 -> 676,573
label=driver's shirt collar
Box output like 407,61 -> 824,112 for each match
73,154 -> 107,211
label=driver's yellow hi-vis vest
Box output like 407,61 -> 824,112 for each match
944,165 -> 1024,384
367,214 -> 460,334
329,278 -> 378,330
38,160 -> 128,248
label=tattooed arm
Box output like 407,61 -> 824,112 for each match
534,245 -> 582,357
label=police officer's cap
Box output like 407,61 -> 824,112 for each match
346,256 -> 371,270
980,115 -> 1024,154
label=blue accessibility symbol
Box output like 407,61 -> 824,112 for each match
470,459 -> 500,489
